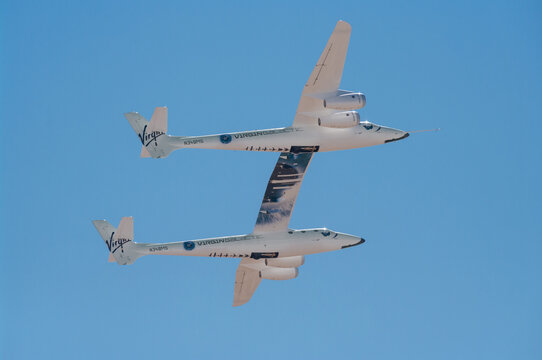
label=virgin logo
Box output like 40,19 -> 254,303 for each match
106,232 -> 131,254
138,125 -> 164,147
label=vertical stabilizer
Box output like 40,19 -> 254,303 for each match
92,217 -> 142,265
125,107 -> 176,159
148,106 -> 167,134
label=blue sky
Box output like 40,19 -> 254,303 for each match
1,1 -> 541,359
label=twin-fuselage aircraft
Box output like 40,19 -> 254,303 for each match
94,20 -> 409,306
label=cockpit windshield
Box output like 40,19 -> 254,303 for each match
361,121 -> 375,130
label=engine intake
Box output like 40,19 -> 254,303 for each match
260,267 -> 298,280
324,92 -> 366,110
318,111 -> 360,128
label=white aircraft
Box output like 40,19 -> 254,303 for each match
94,21 -> 411,306
93,150 -> 363,306
124,21 -> 409,159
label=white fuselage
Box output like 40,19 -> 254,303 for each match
130,228 -> 363,260
165,123 -> 408,153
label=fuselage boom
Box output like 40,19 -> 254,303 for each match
166,123 -> 408,153
130,228 -> 363,260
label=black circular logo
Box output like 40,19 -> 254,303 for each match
183,241 -> 195,251
220,134 -> 232,144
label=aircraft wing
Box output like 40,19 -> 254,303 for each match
292,20 -> 352,127
233,258 -> 263,306
253,150 -> 316,234
234,149 -> 315,305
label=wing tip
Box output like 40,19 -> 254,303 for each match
336,20 -> 352,31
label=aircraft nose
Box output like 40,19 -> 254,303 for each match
384,128 -> 409,143
341,237 -> 365,249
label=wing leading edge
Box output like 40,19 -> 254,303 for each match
293,20 -> 352,127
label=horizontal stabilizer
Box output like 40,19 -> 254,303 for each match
125,112 -> 149,138
93,219 -> 116,243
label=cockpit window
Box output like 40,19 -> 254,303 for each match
321,230 -> 331,237
363,124 -> 374,130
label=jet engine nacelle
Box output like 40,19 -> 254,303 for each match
265,255 -> 305,268
260,267 -> 298,280
318,111 -> 360,128
324,92 -> 366,110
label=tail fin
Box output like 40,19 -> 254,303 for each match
125,106 -> 175,159
92,217 -> 142,265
